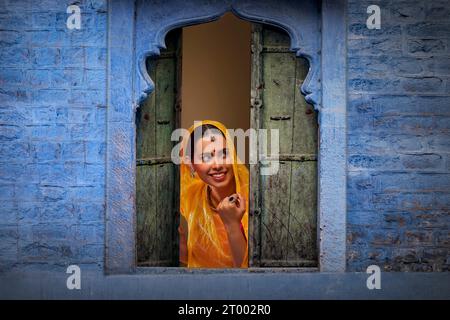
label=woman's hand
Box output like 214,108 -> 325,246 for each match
217,193 -> 247,267
216,193 -> 246,230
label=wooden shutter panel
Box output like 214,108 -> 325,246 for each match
136,30 -> 181,267
250,24 -> 318,267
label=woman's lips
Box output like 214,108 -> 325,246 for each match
209,171 -> 227,182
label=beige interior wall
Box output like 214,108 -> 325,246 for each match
181,13 -> 251,132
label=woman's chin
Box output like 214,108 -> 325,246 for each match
207,179 -> 227,189
207,176 -> 232,189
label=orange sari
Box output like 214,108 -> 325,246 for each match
179,120 -> 249,268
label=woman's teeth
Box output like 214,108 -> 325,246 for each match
211,172 -> 226,180
212,173 -> 224,177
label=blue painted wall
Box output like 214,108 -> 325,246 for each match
0,0 -> 448,276
0,0 -> 107,273
346,0 -> 450,271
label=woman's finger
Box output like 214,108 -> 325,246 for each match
233,194 -> 242,208
226,193 -> 237,204
218,197 -> 232,209
236,193 -> 245,209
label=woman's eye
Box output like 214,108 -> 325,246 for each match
202,154 -> 212,162
220,149 -> 228,158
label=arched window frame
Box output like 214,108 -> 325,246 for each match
106,0 -> 347,274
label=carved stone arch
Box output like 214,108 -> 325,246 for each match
106,0 -> 347,274
133,0 -> 322,111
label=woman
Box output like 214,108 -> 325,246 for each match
179,120 -> 249,268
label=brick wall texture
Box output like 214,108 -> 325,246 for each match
347,0 -> 449,271
0,0 -> 107,273
0,0 -> 448,273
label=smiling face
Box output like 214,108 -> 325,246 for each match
190,130 -> 235,190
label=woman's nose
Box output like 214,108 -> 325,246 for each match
211,154 -> 224,168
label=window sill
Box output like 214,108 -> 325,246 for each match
136,266 -> 319,275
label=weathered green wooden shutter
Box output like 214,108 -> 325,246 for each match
136,30 -> 181,267
250,24 -> 318,267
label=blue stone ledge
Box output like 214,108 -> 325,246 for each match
0,271 -> 449,299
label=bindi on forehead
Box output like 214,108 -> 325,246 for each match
194,134 -> 225,154
203,134 -> 224,145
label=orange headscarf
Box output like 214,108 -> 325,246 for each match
179,120 -> 249,268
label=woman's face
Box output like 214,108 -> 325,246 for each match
191,132 -> 235,189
